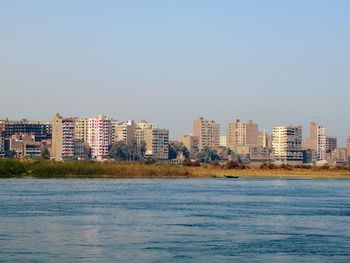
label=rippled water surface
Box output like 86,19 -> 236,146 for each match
1,178 -> 350,262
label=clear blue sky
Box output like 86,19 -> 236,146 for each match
0,1 -> 349,145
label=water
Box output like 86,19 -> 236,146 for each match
0,179 -> 350,262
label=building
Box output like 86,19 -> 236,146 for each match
303,122 -> 326,160
178,134 -> 199,158
74,118 -> 88,142
144,128 -> 169,160
272,126 -> 303,163
87,115 -> 112,160
227,119 -> 259,150
113,120 -> 136,145
258,130 -> 268,148
0,131 -> 4,157
193,117 -> 220,151
0,119 -> 51,142
329,148 -> 348,165
219,136 -> 227,147
326,137 -> 337,153
347,136 -> 350,157
9,134 -> 42,158
249,146 -> 270,162
51,114 -> 75,160
135,121 -> 169,160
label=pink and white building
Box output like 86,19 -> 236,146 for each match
87,115 -> 112,160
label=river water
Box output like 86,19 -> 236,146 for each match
0,178 -> 350,262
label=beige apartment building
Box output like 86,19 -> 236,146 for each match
178,134 -> 199,158
135,121 -> 169,160
51,113 -> 75,160
193,117 -> 220,151
227,119 -> 259,150
114,120 -> 136,145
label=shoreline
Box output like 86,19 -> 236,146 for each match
1,159 -> 349,180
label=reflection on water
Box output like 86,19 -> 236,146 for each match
0,178 -> 350,262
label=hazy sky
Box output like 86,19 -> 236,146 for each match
1,1 -> 349,145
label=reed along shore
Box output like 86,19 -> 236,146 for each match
0,159 -> 349,179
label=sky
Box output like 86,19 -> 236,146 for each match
0,0 -> 349,145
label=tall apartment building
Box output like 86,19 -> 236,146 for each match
74,118 -> 88,142
0,119 -> 51,141
134,121 -> 169,159
0,132 -> 4,157
113,120 -> 136,145
227,119 -> 259,150
51,114 -> 75,160
144,128 -> 169,160
178,134 -> 199,158
272,126 -> 303,163
303,122 -> 326,160
135,121 -> 156,145
193,117 -> 220,151
87,115 -> 112,160
326,136 -> 337,153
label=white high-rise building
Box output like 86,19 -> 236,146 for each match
272,126 -> 303,163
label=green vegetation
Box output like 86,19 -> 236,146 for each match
0,159 -> 349,179
109,139 -> 146,161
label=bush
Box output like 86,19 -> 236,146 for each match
0,159 -> 26,177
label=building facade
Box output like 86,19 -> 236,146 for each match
178,134 -> 199,158
272,126 -> 303,163
219,136 -> 227,147
326,136 -> 337,153
303,122 -> 326,160
87,115 -> 112,160
0,119 -> 51,141
51,114 -> 75,160
144,128 -> 169,160
193,117 -> 220,151
227,119 -> 259,150
0,131 -> 4,157
114,120 -> 136,145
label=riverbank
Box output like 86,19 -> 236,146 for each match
1,159 -> 349,179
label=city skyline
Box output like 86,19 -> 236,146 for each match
0,113 -> 348,147
1,1 -> 349,145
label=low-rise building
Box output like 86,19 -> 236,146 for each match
249,146 -> 270,162
328,148 -> 348,165
9,134 -> 41,158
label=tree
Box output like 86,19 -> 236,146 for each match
41,147 -> 50,160
197,147 -> 220,163
110,141 -> 131,161
169,142 -> 190,160
109,139 -> 147,161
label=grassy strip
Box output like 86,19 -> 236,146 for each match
0,159 -> 349,179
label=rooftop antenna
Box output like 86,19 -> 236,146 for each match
316,114 -> 319,124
